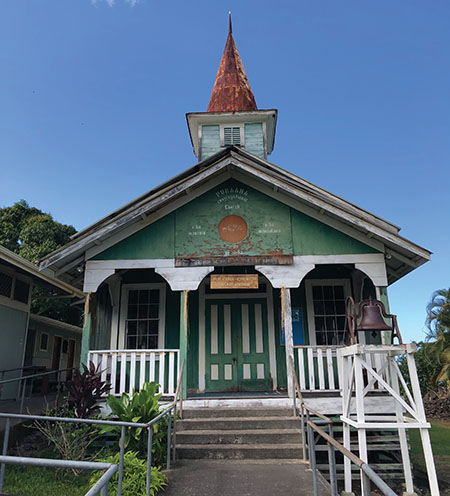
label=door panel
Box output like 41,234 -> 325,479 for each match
205,299 -> 271,392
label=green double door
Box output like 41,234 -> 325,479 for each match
205,298 -> 271,393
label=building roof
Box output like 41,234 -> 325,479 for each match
29,313 -> 82,334
39,146 -> 431,287
207,15 -> 257,112
0,245 -> 83,298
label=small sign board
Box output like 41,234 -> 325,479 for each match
210,274 -> 259,290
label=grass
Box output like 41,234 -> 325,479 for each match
409,420 -> 450,492
3,466 -> 91,496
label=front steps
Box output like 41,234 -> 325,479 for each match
175,407 -> 303,460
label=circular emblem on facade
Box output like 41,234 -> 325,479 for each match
218,215 -> 248,244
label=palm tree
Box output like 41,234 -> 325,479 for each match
426,288 -> 450,340
425,288 -> 450,386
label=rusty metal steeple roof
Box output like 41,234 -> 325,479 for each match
207,14 -> 257,112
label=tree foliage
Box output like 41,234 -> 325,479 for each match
0,200 -> 76,263
426,288 -> 450,340
0,200 -> 81,325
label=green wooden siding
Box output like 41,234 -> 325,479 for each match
291,209 -> 378,255
244,123 -> 264,159
201,125 -> 220,160
92,213 -> 175,261
92,180 -> 379,262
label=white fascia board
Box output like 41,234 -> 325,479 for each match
29,313 -> 82,334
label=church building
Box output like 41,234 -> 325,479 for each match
39,18 -> 430,407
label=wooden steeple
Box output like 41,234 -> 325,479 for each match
207,14 -> 257,112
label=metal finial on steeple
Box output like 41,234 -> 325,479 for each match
228,11 -> 232,34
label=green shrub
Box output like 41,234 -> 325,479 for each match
33,404 -> 100,474
89,451 -> 167,496
100,382 -> 168,464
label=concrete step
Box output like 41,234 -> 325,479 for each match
176,428 -> 303,445
177,416 -> 300,431
181,408 -> 293,419
176,443 -> 303,460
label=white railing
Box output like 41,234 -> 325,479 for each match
88,349 -> 180,398
295,345 -> 344,391
295,345 -> 388,392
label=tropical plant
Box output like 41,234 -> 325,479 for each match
67,361 -> 111,418
100,382 -> 167,464
89,451 -> 167,496
426,288 -> 450,339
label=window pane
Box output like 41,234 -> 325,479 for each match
312,286 -> 322,300
315,317 -> 325,331
127,336 -> 137,349
335,301 -> 345,315
0,272 -> 12,298
324,300 -> 335,315
325,316 -> 335,331
129,290 -> 138,304
14,279 -> 30,304
40,333 -> 48,351
139,290 -> 149,304
323,286 -> 333,300
127,321 -> 137,334
313,300 -> 324,315
128,305 -> 138,319
149,305 -> 159,318
138,305 -> 148,319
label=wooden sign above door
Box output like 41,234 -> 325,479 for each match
210,274 -> 259,290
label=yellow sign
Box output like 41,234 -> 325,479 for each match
210,274 -> 259,290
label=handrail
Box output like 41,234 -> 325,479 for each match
0,455 -> 117,496
0,365 -> 38,375
307,421 -> 396,496
0,367 -> 183,496
0,366 -> 76,413
288,355 -> 396,496
171,359 -> 185,464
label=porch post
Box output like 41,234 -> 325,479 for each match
281,287 -> 295,398
80,292 -> 92,368
179,290 -> 189,400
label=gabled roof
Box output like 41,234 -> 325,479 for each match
39,146 -> 430,287
207,15 -> 257,112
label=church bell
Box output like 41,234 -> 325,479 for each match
357,298 -> 393,333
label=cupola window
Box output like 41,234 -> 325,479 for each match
221,125 -> 243,147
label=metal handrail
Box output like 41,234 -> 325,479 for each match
0,366 -> 76,413
0,365 -> 39,375
307,421 -> 396,496
0,363 -> 185,496
288,355 -> 396,496
0,455 -> 117,496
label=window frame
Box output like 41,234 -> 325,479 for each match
0,267 -> 32,311
305,279 -> 352,346
119,283 -> 166,350
39,332 -> 50,352
220,124 -> 244,148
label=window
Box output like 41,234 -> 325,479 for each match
0,268 -> 31,308
40,332 -> 49,352
0,272 -> 13,298
306,280 -> 351,346
120,284 -> 166,350
14,279 -> 30,304
220,124 -> 243,147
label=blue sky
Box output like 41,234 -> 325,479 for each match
1,1 -> 449,342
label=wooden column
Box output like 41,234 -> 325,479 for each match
80,292 -> 92,369
281,287 -> 295,398
179,290 -> 189,400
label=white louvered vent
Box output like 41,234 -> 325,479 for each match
223,127 -> 241,146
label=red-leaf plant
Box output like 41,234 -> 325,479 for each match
66,361 -> 111,418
